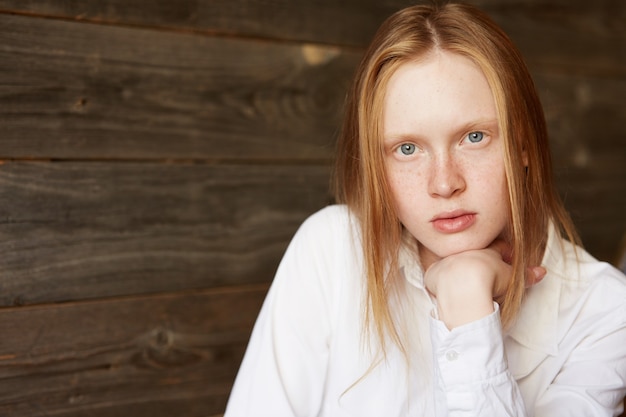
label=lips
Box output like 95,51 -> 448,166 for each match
431,210 -> 476,233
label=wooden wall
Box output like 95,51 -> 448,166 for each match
0,0 -> 623,416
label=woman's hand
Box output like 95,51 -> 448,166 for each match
423,240 -> 546,329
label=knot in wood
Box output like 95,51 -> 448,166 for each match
154,328 -> 172,349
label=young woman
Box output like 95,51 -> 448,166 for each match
225,3 -> 626,416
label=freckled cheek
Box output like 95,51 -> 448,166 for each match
386,165 -> 427,207
459,154 -> 507,190
461,157 -> 510,216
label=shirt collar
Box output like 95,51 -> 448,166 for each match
507,225 -> 563,356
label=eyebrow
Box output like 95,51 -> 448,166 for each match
383,118 -> 499,143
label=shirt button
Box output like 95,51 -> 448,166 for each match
445,350 -> 459,361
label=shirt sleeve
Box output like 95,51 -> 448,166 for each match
224,212 -> 334,417
430,303 -> 527,416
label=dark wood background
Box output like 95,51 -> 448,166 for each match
0,1 -> 624,416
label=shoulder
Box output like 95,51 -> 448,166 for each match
553,239 -> 626,308
538,238 -> 626,336
299,204 -> 354,232
270,205 -> 365,312
279,204 -> 362,271
511,238 -> 626,353
292,204 -> 360,250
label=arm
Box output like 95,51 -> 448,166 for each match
430,304 -> 527,416
426,245 -> 626,416
425,245 -> 543,416
224,214 -> 334,417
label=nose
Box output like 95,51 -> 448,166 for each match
428,154 -> 466,198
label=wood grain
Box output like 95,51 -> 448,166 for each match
0,0 -> 413,47
0,0 -> 622,75
487,2 -> 625,77
0,13 -> 358,160
0,285 -> 267,417
0,161 -> 332,306
536,73 -> 626,262
0,1 -> 623,415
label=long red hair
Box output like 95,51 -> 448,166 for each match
334,2 -> 579,355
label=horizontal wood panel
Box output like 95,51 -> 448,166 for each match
485,0 -> 625,77
538,73 -> 626,155
0,10 -> 623,162
0,285 -> 267,416
556,168 -> 626,264
0,157 -> 620,309
536,73 -> 626,262
0,161 -> 332,306
0,11 -> 621,277
0,0 -> 414,47
557,172 -> 626,264
0,1 -> 622,75
0,13 -> 358,160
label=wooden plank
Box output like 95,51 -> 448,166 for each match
557,167 -> 625,264
0,13 -> 358,160
0,5 -> 622,266
0,0 -> 414,47
536,72 -> 626,263
0,285 -> 267,417
537,74 -> 626,156
0,0 -> 622,74
0,161 -> 332,306
487,5 -> 626,77
0,7 -> 622,161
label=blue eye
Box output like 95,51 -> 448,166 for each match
398,143 -> 416,155
467,131 -> 484,143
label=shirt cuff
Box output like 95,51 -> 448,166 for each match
430,302 -> 508,387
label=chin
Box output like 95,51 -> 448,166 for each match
414,228 -> 504,263
431,239 -> 494,258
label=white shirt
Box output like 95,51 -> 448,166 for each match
225,205 -> 626,416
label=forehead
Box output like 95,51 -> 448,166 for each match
382,51 -> 497,138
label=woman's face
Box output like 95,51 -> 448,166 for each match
383,51 -> 510,270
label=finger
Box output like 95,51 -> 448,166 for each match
525,266 -> 547,289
